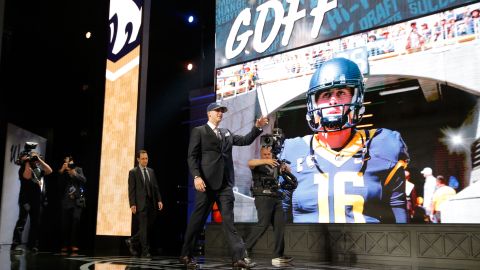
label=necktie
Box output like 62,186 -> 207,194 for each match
215,128 -> 222,140
143,168 -> 152,198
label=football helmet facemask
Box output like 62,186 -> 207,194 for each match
306,57 -> 365,132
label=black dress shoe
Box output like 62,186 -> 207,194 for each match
232,258 -> 256,268
179,256 -> 197,266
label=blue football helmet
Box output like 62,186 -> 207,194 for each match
306,57 -> 365,132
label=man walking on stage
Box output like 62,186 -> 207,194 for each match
179,102 -> 268,268
127,150 -> 163,258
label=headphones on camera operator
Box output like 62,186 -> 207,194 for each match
251,128 -> 297,197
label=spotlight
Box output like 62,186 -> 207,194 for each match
451,135 -> 463,145
188,15 -> 194,23
187,63 -> 193,71
440,127 -> 472,154
85,32 -> 92,39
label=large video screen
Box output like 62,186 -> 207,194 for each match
216,3 -> 480,224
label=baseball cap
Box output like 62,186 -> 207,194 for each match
207,102 -> 228,113
420,167 -> 432,175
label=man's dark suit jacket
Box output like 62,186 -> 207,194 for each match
59,167 -> 87,209
188,124 -> 262,190
128,167 -> 162,212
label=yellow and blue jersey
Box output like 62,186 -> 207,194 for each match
280,128 -> 409,223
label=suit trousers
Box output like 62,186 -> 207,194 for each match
245,196 -> 285,258
181,186 -> 245,261
61,206 -> 83,247
131,199 -> 156,254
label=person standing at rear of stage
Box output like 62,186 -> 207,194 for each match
127,150 -> 163,259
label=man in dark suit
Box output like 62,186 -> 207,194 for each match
179,102 -> 268,268
127,150 -> 163,258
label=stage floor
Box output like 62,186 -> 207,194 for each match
0,247 -> 369,270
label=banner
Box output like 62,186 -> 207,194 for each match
216,0 -> 476,68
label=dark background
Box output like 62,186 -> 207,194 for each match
0,0 -> 215,254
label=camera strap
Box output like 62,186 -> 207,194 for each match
309,136 -> 325,174
30,167 -> 41,186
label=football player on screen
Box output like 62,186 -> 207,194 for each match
280,57 -> 409,223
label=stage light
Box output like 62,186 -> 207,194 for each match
440,127 -> 472,154
188,15 -> 195,23
357,124 -> 373,129
85,32 -> 91,39
452,135 -> 463,145
187,63 -> 193,70
378,86 -> 419,96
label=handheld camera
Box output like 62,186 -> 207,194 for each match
14,142 -> 39,166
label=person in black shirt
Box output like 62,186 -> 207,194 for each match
11,152 -> 52,253
245,146 -> 294,266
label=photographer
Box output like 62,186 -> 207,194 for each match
11,144 -> 52,253
58,156 -> 86,254
244,139 -> 296,266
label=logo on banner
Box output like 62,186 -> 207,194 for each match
225,0 -> 337,59
108,0 -> 143,62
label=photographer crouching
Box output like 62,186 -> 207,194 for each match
244,129 -> 297,266
58,156 -> 86,254
11,142 -> 53,253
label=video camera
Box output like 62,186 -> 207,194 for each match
255,128 -> 298,193
14,142 -> 39,166
260,128 -> 285,156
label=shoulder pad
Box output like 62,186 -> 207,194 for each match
369,128 -> 409,163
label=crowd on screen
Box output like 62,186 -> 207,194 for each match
365,5 -> 480,57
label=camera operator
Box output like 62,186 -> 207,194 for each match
58,156 -> 86,254
244,141 -> 296,266
11,147 -> 52,253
